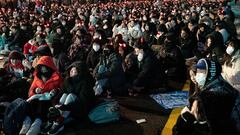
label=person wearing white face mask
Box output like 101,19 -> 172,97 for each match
222,38 -> 240,92
86,39 -> 102,73
174,58 -> 238,135
222,38 -> 240,133
129,39 -> 166,96
137,50 -> 144,62
92,43 -> 100,52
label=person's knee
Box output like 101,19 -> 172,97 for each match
64,93 -> 77,105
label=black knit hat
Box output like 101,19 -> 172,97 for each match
34,45 -> 52,57
8,51 -> 24,60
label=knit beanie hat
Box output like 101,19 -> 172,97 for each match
8,51 -> 24,60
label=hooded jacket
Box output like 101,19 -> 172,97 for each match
173,59 -> 238,135
61,61 -> 95,118
133,49 -> 166,89
205,31 -> 226,63
28,56 -> 63,97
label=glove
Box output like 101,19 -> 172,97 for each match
35,88 -> 42,94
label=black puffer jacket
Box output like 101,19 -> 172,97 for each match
173,59 -> 238,135
133,49 -> 166,89
61,61 -> 95,119
199,76 -> 238,135
160,41 -> 187,83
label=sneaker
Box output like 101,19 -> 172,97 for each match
40,121 -> 53,135
26,118 -> 42,135
47,122 -> 64,135
19,116 -> 32,135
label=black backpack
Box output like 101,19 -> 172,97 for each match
3,98 -> 28,135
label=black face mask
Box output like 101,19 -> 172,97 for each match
37,65 -> 54,79
103,49 -> 111,56
41,71 -> 53,79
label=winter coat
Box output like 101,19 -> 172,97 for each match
199,76 -> 238,135
28,56 -> 63,97
128,24 -> 142,39
0,69 -> 30,102
160,42 -> 187,82
133,50 -> 166,89
86,49 -> 101,71
222,50 -> 240,92
23,41 -> 38,55
173,111 -> 209,135
143,32 -> 156,47
95,53 -> 126,94
4,51 -> 27,78
61,61 -> 95,118
205,32 -> 226,63
9,29 -> 27,49
222,17 -> 237,37
179,36 -> 197,59
173,76 -> 238,135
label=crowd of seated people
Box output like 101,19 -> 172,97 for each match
0,0 -> 239,134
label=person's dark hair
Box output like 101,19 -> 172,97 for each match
198,23 -> 207,29
158,24 -> 168,33
34,45 -> 53,57
227,37 -> 240,51
36,64 -> 54,79
66,61 -> 90,81
181,26 -> 191,37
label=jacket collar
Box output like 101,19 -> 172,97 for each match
231,50 -> 240,63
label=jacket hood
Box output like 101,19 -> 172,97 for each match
232,50 -> 240,62
37,56 -> 57,71
206,31 -> 224,50
196,58 -> 222,85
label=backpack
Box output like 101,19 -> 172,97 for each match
3,98 -> 28,135
88,99 -> 120,124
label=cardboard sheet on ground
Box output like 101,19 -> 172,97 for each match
150,91 -> 189,109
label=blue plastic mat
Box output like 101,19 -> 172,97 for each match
150,91 -> 189,109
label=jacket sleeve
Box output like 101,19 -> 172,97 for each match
172,112 -> 196,135
28,78 -> 38,97
97,55 -> 121,79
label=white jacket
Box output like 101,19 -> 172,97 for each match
222,50 -> 240,92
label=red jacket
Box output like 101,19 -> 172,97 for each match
28,56 -> 63,97
23,42 -> 38,55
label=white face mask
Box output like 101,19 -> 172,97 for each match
137,52 -> 144,62
103,25 -> 108,29
143,16 -> 147,21
226,46 -> 234,55
195,73 -> 207,88
62,21 -> 66,26
37,27 -> 42,32
93,43 -> 100,52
